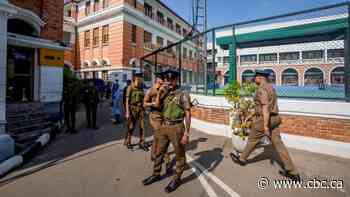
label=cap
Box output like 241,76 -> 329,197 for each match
254,69 -> 270,78
154,72 -> 165,80
134,72 -> 143,78
163,70 -> 180,80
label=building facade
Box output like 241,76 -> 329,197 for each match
64,0 -> 201,86
0,0 -> 65,133
207,14 -> 346,91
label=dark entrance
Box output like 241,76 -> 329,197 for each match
7,46 -> 35,102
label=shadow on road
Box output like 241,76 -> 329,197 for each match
0,101 -> 153,185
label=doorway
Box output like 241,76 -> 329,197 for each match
7,46 -> 35,102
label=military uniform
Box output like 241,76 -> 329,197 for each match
144,85 -> 171,167
63,80 -> 80,133
239,82 -> 297,175
83,83 -> 100,129
124,84 -> 145,147
152,88 -> 191,181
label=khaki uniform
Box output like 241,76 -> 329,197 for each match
83,84 -> 100,128
144,86 -> 171,163
153,88 -> 191,180
63,81 -> 80,131
125,85 -> 145,145
240,83 -> 296,174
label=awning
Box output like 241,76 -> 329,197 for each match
7,33 -> 66,51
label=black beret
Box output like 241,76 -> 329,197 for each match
163,70 -> 180,80
134,72 -> 143,78
254,69 -> 270,77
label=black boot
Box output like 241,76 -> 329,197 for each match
127,144 -> 133,150
139,143 -> 149,151
230,153 -> 246,166
279,170 -> 301,181
142,175 -> 161,186
164,178 -> 182,193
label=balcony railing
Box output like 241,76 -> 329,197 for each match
302,58 -> 325,64
279,59 -> 301,64
327,57 -> 344,63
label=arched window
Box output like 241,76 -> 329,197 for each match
264,69 -> 276,84
331,67 -> 344,85
282,68 -> 298,86
101,59 -> 109,67
304,68 -> 324,86
83,61 -> 90,68
8,19 -> 39,37
91,60 -> 99,67
241,70 -> 255,83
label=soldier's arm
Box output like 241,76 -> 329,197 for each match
182,92 -> 192,135
143,89 -> 154,108
125,86 -> 132,117
259,88 -> 270,136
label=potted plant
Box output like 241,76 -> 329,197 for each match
224,81 -> 256,152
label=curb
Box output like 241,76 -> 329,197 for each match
0,133 -> 52,177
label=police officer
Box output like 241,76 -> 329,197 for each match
83,80 -> 100,130
143,72 -> 171,173
63,78 -> 80,133
124,73 -> 148,151
143,70 -> 192,193
230,69 -> 300,181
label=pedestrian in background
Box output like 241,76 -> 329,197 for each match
63,78 -> 80,134
112,84 -> 123,124
83,80 -> 100,130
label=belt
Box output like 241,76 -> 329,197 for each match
163,120 -> 183,126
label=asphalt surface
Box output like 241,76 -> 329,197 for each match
1,101 -> 349,197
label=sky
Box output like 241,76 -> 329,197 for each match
161,0 -> 349,28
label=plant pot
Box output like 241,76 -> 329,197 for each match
231,133 -> 248,153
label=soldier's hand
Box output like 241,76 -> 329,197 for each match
264,126 -> 270,137
125,113 -> 130,120
181,134 -> 189,145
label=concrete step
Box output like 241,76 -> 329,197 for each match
9,122 -> 53,134
12,128 -> 52,144
8,118 -> 50,130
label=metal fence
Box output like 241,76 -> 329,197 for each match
140,2 -> 350,101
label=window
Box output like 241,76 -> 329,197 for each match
280,52 -> 299,61
85,1 -> 91,16
167,40 -> 173,53
183,28 -> 187,37
93,0 -> 99,12
156,36 -> 164,48
328,49 -> 344,59
102,0 -> 109,8
282,68 -> 298,86
102,25 -> 109,44
304,68 -> 324,86
167,18 -> 174,30
131,25 -> 137,44
144,31 -> 152,45
331,67 -> 344,85
65,7 -> 72,17
302,50 -> 324,60
240,55 -> 257,63
93,27 -> 99,46
144,3 -> 153,18
63,32 -> 71,46
84,30 -> 90,48
189,50 -> 193,60
183,47 -> 188,59
259,53 -> 277,62
223,57 -> 229,64
156,11 -> 164,25
176,24 -> 181,34
133,0 -> 137,8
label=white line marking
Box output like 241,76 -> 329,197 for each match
188,162 -> 219,197
187,155 -> 241,197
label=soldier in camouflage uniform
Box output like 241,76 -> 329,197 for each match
143,70 -> 192,193
124,73 -> 148,151
143,72 -> 172,174
83,80 -> 100,130
63,78 -> 80,133
230,69 -> 300,181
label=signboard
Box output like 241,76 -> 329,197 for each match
40,49 -> 64,67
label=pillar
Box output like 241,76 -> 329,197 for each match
0,9 -> 8,134
228,42 -> 237,81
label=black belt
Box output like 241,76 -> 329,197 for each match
163,120 -> 183,126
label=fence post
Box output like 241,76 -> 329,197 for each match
346,3 -> 350,102
178,43 -> 182,86
212,29 -> 216,96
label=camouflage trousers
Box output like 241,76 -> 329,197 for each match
124,105 -> 145,145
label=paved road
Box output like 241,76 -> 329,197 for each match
1,101 -> 350,197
